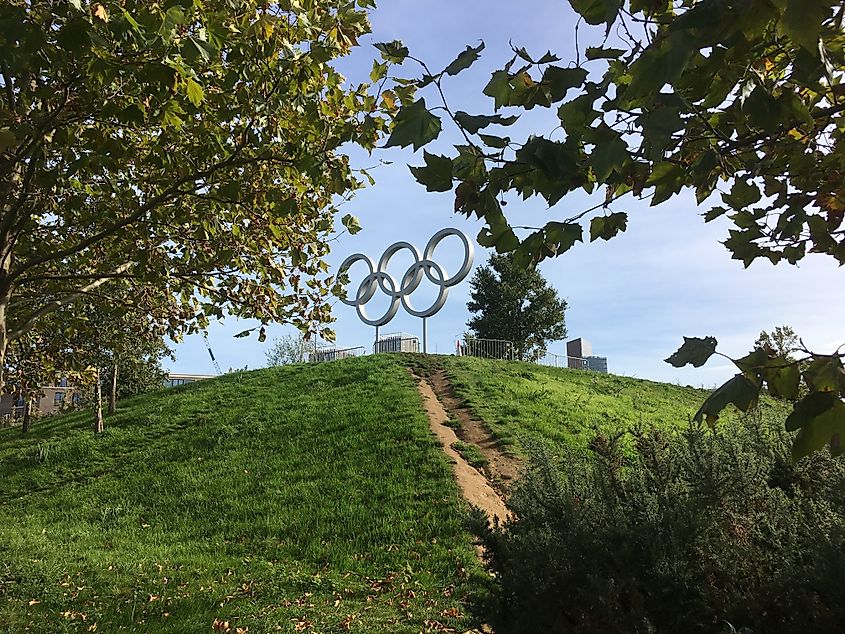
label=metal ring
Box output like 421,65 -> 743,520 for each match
339,228 -> 474,327
400,259 -> 448,318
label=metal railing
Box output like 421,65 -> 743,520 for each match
460,337 -> 595,370
309,346 -> 366,363
459,337 -> 516,360
532,352 -> 590,370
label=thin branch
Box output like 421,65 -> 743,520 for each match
0,61 -> 15,112
9,262 -> 133,341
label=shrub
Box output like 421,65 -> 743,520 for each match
473,413 -> 845,633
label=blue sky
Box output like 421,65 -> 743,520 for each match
166,0 -> 844,386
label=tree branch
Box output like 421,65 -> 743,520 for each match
9,262 -> 133,341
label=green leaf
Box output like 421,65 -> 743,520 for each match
384,99 -> 442,150
478,134 -> 510,149
341,214 -> 362,235
374,40 -> 409,63
722,179 -> 762,209
484,71 -> 513,110
183,36 -> 217,63
590,212 -> 628,242
0,128 -> 16,154
454,112 -> 518,134
782,0 -> 829,52
588,129 -> 629,180
452,145 -> 487,181
803,356 -> 845,392
665,336 -> 718,368
409,152 -> 454,192
732,348 -> 769,373
542,66 -> 588,102
57,17 -> 91,52
625,33 -> 691,102
444,42 -> 485,76
185,77 -> 204,107
786,392 -> 840,431
703,206 -> 728,222
787,394 -> 845,460
545,222 -> 583,254
763,356 -> 801,400
568,0 -> 622,25
585,46 -> 626,59
694,373 -> 761,426
558,94 -> 599,132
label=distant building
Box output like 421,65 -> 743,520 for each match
566,338 -> 592,369
586,356 -> 609,373
164,373 -> 214,388
566,338 -> 609,373
0,379 -> 82,421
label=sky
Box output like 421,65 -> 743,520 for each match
166,0 -> 844,387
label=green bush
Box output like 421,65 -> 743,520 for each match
473,413 -> 845,633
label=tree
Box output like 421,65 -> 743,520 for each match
756,325 -> 800,360
374,2 -> 845,460
266,333 -> 311,367
4,327 -> 62,433
466,253 -> 567,361
0,0 -> 388,393
3,284 -> 173,433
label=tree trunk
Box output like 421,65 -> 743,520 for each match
93,368 -> 104,434
0,295 -> 8,396
0,240 -> 13,396
108,363 -> 117,415
22,395 -> 32,433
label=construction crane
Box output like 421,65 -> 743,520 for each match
203,332 -> 222,375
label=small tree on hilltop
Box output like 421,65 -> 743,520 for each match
466,254 -> 566,361
266,333 -> 311,367
755,325 -> 799,360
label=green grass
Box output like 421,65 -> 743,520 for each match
443,416 -> 461,431
0,356 -> 485,633
450,442 -> 489,470
1,352 -> 778,632
439,356 -> 787,456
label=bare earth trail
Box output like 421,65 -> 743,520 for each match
413,370 -> 520,525
428,370 -> 521,493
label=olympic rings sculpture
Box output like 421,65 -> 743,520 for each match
338,228 -> 475,327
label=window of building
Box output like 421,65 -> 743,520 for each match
58,377 -> 69,387
14,396 -> 24,407
72,393 -> 81,405
54,392 -> 65,405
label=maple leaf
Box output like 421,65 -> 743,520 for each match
92,3 -> 109,22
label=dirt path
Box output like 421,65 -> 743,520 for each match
415,373 -> 513,525
428,370 -> 521,493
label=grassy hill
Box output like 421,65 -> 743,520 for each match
0,354 -> 750,632
0,357 -> 483,633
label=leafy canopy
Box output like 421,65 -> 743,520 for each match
0,0 -> 386,391
377,0 -> 845,269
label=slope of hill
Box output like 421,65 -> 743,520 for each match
0,357 -> 484,633
441,356 -> 719,454
0,353 -> 753,632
